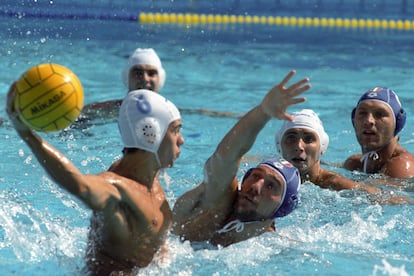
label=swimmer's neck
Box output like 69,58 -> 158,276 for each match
110,152 -> 160,189
299,161 -> 322,183
361,136 -> 399,157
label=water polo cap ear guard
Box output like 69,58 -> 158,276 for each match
268,158 -> 301,218
351,87 -> 406,136
134,117 -> 162,151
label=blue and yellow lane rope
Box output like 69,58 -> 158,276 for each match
139,12 -> 414,31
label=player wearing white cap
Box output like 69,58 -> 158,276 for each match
80,48 -> 165,121
79,48 -> 240,124
276,109 -> 378,192
6,85 -> 184,274
276,109 -> 412,204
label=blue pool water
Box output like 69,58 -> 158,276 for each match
1,1 -> 414,275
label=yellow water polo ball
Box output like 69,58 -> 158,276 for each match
14,63 -> 84,132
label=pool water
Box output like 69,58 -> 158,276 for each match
1,1 -> 414,275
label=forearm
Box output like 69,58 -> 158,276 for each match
328,174 -> 380,194
203,105 -> 270,200
7,82 -> 86,196
18,129 -> 84,195
216,105 -> 270,161
353,182 -> 381,194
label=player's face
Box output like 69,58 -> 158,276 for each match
235,165 -> 285,221
128,64 -> 160,92
354,101 -> 395,152
158,119 -> 184,168
281,128 -> 321,173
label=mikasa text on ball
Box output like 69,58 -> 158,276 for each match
14,63 -> 84,132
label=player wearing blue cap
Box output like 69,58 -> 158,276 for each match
344,87 -> 414,178
172,70 -> 310,247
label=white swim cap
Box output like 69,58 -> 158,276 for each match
275,109 -> 329,156
121,48 -> 166,90
118,89 -> 180,157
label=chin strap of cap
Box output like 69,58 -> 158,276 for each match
216,219 -> 245,234
360,151 -> 379,173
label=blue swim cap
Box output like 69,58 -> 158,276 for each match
351,87 -> 406,136
241,158 -> 301,218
